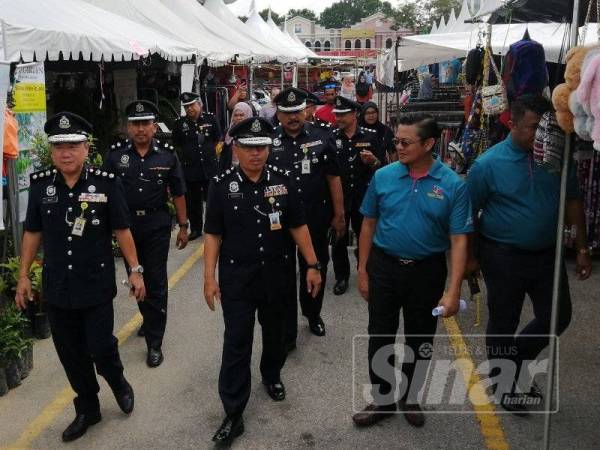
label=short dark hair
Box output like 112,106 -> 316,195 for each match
397,113 -> 440,140
510,94 -> 552,122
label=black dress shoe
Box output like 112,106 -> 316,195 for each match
62,411 -> 102,442
333,279 -> 348,295
137,326 -> 145,337
398,400 -> 425,427
146,348 -> 164,368
112,378 -> 134,414
212,415 -> 244,446
188,230 -> 202,241
263,380 -> 286,401
308,316 -> 326,336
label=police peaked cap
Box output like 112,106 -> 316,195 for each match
44,112 -> 93,144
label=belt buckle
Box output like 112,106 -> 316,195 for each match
135,210 -> 146,216
398,258 -> 415,266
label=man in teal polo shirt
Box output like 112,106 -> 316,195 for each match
467,95 -> 592,415
352,113 -> 473,428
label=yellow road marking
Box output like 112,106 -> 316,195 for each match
443,317 -> 510,450
4,244 -> 204,450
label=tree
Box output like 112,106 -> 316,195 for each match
287,8 -> 318,22
318,0 -> 391,29
259,8 -> 285,25
426,0 -> 461,25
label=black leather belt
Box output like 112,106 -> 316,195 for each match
373,245 -> 444,266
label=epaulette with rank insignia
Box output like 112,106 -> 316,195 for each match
267,164 -> 291,177
109,139 -> 129,151
30,168 -> 57,183
360,127 -> 377,133
163,142 -> 175,151
213,166 -> 235,184
89,167 -> 117,180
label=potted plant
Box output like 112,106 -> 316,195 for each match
0,303 -> 32,389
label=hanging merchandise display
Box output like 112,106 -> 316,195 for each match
481,48 -> 508,115
501,37 -> 549,101
533,111 -> 566,173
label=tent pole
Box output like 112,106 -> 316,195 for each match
280,64 -> 284,89
7,160 -> 21,256
249,61 -> 254,99
543,2 -> 580,449
1,20 -> 8,60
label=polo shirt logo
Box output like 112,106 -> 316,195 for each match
427,185 -> 444,200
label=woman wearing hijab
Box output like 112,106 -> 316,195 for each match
355,71 -> 373,104
359,102 -> 395,162
218,102 -> 254,171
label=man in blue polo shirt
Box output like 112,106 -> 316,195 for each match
467,95 -> 592,415
352,113 -> 473,429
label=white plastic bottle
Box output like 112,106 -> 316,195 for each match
432,299 -> 467,317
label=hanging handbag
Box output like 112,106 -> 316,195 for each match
481,50 -> 508,115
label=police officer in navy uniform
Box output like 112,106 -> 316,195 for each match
172,92 -> 223,240
16,112 -> 146,442
203,117 -> 322,446
270,87 -> 345,344
331,96 -> 386,296
103,100 -> 189,368
301,88 -> 330,129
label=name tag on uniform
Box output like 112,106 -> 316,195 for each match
78,193 -> 108,203
42,196 -> 58,204
356,142 -> 371,148
301,159 -> 311,174
71,217 -> 87,236
269,212 -> 282,230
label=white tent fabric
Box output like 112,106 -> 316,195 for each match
431,21 -> 439,34
473,0 -> 509,20
437,16 -> 448,33
267,13 -> 318,59
83,0 -> 244,64
204,0 -> 296,62
453,0 -> 476,32
244,2 -> 306,61
397,41 -> 467,71
0,0 -> 195,62
447,8 -> 458,31
159,0 -> 278,62
404,22 -> 586,64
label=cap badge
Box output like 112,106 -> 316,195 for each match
336,98 -> 342,106
59,116 -> 70,129
288,91 -> 296,102
135,103 -> 144,113
251,120 -> 262,133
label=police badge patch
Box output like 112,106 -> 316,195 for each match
336,139 -> 342,149
120,155 -> 130,164
229,181 -> 239,193
273,138 -> 281,147
46,185 -> 56,197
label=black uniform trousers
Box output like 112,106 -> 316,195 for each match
129,223 -> 171,350
367,246 -> 447,408
47,301 -> 124,414
479,238 -> 572,386
283,224 -> 330,346
332,203 -> 364,282
219,273 -> 286,417
185,179 -> 206,235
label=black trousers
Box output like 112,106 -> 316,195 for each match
479,238 -> 572,384
219,278 -> 286,417
130,224 -> 171,350
47,302 -> 124,414
332,207 -> 363,282
367,246 -> 447,407
283,225 -> 330,345
185,179 -> 206,234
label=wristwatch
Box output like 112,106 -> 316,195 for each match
130,265 -> 144,274
178,222 -> 189,229
578,247 -> 591,256
307,262 -> 323,271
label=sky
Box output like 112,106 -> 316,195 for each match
226,0 -> 338,17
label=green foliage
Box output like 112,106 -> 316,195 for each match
319,0 -> 388,28
287,8 -> 318,22
259,9 -> 284,25
0,257 -> 43,296
28,133 -> 103,171
0,303 -> 32,363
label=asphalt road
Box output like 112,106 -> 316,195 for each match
1,234 -> 599,449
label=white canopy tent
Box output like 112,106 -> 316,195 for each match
203,0 -> 297,62
244,3 -> 306,61
83,0 -> 246,65
437,15 -> 448,33
159,0 -> 278,62
0,0 -> 195,62
453,0 -> 477,32
267,13 -> 318,59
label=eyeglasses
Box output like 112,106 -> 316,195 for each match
392,138 -> 424,147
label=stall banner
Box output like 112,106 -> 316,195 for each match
12,62 -> 47,222
0,61 -> 11,230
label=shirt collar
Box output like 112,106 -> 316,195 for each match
235,166 -> 270,184
505,133 -> 530,159
281,123 -> 310,139
397,157 -> 443,180
53,165 -> 89,187
128,139 -> 161,155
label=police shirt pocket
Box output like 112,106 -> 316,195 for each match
41,204 -> 62,227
